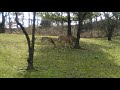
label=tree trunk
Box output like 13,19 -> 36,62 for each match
90,17 -> 93,30
27,12 -> 36,70
74,12 -> 83,49
27,48 -> 34,70
60,12 -> 64,30
103,12 -> 115,41
15,12 -> 34,70
37,16 -> 39,27
95,16 -> 97,22
0,12 -> 5,33
16,24 -> 19,29
100,16 -> 103,21
106,19 -> 115,41
67,12 -> 72,36
108,27 -> 113,41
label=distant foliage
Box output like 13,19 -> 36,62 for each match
40,19 -> 52,28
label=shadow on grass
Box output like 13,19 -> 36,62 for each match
17,66 -> 39,78
23,70 -> 32,78
23,38 -> 120,78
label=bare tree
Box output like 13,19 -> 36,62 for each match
15,12 -> 36,70
27,12 -> 36,70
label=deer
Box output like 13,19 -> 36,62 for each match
58,35 -> 76,48
41,37 -> 56,48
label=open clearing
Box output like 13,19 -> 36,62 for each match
0,34 -> 120,78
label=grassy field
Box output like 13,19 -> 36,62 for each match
0,34 -> 120,78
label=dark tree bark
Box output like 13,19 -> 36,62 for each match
95,16 -> 97,22
27,12 -> 36,70
67,12 -> 72,36
74,12 -> 82,49
108,28 -> 113,41
74,12 -> 87,49
107,25 -> 114,41
36,15 -> 39,27
0,12 -> 5,33
15,12 -> 36,70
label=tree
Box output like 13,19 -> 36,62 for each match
27,12 -> 36,70
67,12 -> 72,36
74,12 -> 89,49
112,12 -> 120,28
0,12 -> 5,33
103,12 -> 116,41
15,12 -> 36,70
37,12 -> 68,27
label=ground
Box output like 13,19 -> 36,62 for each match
0,34 -> 120,78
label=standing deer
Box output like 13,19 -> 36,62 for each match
58,35 -> 76,48
41,37 -> 56,48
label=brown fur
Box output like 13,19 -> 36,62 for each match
58,35 -> 76,48
41,37 -> 56,47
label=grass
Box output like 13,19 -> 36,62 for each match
0,34 -> 120,78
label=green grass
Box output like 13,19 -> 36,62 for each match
0,34 -> 120,78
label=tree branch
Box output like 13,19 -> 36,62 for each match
15,12 -> 31,51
